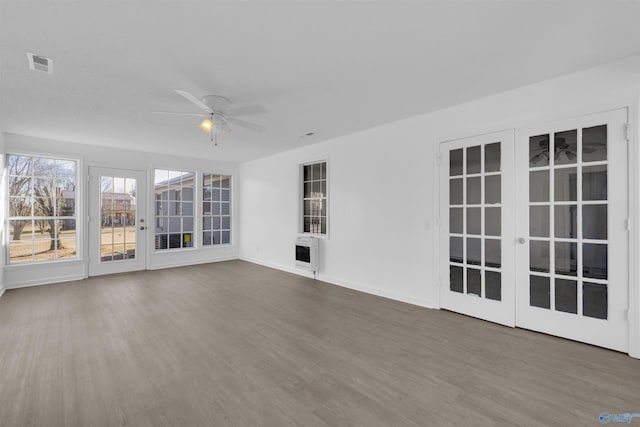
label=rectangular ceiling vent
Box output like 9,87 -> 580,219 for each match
27,52 -> 53,74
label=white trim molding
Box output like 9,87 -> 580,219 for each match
240,255 -> 436,310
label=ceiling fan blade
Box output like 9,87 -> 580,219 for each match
152,111 -> 208,117
212,114 -> 232,134
224,105 -> 267,117
174,89 -> 213,113
227,117 -> 267,133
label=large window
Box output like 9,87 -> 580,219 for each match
7,154 -> 77,263
154,169 -> 194,250
202,174 -> 231,245
302,160 -> 327,234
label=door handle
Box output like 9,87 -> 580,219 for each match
140,226 -> 146,231
517,237 -> 526,244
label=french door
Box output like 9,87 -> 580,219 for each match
88,167 -> 147,276
439,130 -> 516,326
515,109 -> 628,352
439,108 -> 629,352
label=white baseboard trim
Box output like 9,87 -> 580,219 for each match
148,256 -> 239,271
240,255 -> 314,277
7,274 -> 85,290
239,256 -> 435,309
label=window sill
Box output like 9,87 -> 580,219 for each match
5,258 -> 83,268
299,232 -> 329,240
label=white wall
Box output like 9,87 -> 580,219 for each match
2,134 -> 239,289
239,55 -> 640,313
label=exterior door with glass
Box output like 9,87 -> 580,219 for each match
439,130 -> 516,326
515,109 -> 629,352
88,167 -> 147,276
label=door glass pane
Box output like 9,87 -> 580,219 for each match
583,165 -> 607,201
555,242 -> 577,276
113,177 -> 125,193
527,121 -> 612,323
484,143 -> 500,173
554,205 -> 577,239
450,265 -> 463,293
449,140 -> 503,303
554,130 -> 577,165
485,207 -> 500,236
555,279 -> 577,314
530,240 -> 550,273
583,282 -> 607,319
530,171 -> 549,202
583,243 -> 607,280
467,268 -> 481,296
450,179 -> 463,205
530,275 -> 550,309
466,177 -> 481,204
582,125 -> 607,162
485,271 -> 501,301
466,207 -> 481,235
467,238 -> 481,265
582,205 -> 607,240
554,167 -> 577,201
485,239 -> 500,268
530,134 -> 550,167
450,149 -> 463,176
450,237 -> 463,263
485,175 -> 500,204
529,206 -> 550,237
449,208 -> 463,234
466,146 -> 481,174
100,175 -> 136,263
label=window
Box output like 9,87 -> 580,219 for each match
154,169 -> 194,250
7,154 -> 77,263
302,161 -> 327,234
202,174 -> 231,245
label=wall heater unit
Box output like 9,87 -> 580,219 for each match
295,236 -> 318,273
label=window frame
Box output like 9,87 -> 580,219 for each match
201,173 -> 232,246
152,168 -> 196,252
299,159 -> 329,237
5,152 -> 81,265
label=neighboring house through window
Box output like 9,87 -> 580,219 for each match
202,174 -> 231,245
154,169 -> 194,250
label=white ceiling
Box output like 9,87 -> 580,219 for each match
1,0 -> 639,162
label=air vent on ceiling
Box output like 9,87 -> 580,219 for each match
27,52 -> 53,74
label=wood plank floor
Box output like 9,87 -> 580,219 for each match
0,260 -> 638,426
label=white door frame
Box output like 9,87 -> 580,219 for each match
88,167 -> 147,276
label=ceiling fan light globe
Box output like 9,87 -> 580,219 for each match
199,119 -> 213,133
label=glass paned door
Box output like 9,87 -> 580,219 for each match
439,130 -> 516,326
89,167 -> 147,276
100,176 -> 137,261
515,109 -> 628,352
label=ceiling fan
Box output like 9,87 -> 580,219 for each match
153,90 -> 267,146
530,136 -> 603,164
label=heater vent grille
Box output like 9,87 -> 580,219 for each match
27,53 -> 53,74
295,236 -> 318,273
